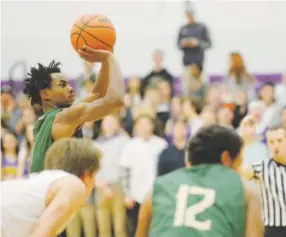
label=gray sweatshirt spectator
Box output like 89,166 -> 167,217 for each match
177,6 -> 211,68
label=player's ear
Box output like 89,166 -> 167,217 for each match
221,150 -> 232,167
40,89 -> 51,101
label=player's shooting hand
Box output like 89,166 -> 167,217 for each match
78,45 -> 112,63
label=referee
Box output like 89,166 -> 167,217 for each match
243,125 -> 286,237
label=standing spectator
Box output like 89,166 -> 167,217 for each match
223,52 -> 255,100
94,114 -> 130,237
141,50 -> 174,97
157,118 -> 188,176
120,114 -> 167,236
240,115 -> 269,165
177,5 -> 211,85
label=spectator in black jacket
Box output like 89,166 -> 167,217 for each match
157,118 -> 188,176
141,50 -> 174,97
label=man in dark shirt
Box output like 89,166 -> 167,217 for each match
157,118 -> 188,176
177,6 -> 212,69
141,50 -> 174,97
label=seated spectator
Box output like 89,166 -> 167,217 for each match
165,97 -> 184,142
157,118 -> 188,176
191,106 -> 217,136
275,72 -> 286,106
181,63 -> 206,110
223,52 -> 255,100
240,115 -> 269,165
258,82 -> 282,131
232,90 -> 248,129
126,76 -> 142,107
156,79 -> 172,127
1,131 -> 20,180
280,106 -> 286,129
1,87 -> 21,132
94,113 -> 129,237
217,104 -> 235,129
15,107 -> 36,140
204,84 -> 225,111
18,123 -> 34,177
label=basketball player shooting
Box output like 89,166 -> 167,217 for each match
23,47 -> 124,173
135,125 -> 264,237
1,138 -> 101,237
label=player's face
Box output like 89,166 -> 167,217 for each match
48,73 -> 75,107
266,129 -> 286,163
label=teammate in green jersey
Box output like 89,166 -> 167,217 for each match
23,46 -> 124,173
136,125 -> 264,237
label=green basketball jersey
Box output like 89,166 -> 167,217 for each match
30,108 -> 62,173
149,164 -> 246,237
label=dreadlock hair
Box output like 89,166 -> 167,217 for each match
23,60 -> 61,105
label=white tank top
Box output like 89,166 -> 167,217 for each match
0,170 -> 70,237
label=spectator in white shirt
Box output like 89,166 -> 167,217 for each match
258,82 -> 281,132
120,113 -> 167,236
240,115 -> 269,165
94,113 -> 130,237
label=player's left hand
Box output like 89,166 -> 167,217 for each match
78,45 -> 112,63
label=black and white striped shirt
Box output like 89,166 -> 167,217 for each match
253,159 -> 286,227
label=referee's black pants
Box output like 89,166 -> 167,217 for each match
264,226 -> 286,237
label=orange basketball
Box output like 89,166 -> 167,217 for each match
70,14 -> 116,53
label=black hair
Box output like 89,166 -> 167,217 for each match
186,125 -> 243,165
23,60 -> 61,105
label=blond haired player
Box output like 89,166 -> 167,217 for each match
1,138 -> 101,237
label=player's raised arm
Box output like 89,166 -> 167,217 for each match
52,47 -> 124,139
135,193 -> 153,237
243,179 -> 264,237
30,176 -> 87,237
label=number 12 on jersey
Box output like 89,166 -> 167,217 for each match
174,185 -> 216,231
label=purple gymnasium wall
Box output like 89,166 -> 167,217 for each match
1,73 -> 282,97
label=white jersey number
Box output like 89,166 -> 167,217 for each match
174,185 -> 216,231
